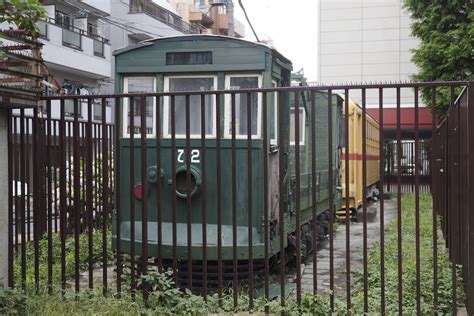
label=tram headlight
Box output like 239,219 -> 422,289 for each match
171,165 -> 202,199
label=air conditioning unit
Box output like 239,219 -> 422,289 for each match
211,0 -> 226,5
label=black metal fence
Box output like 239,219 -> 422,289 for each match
4,81 -> 474,314
385,140 -> 432,193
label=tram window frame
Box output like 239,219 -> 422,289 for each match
224,74 -> 263,139
270,80 -> 278,145
122,76 -> 157,138
289,107 -> 305,146
162,75 -> 217,139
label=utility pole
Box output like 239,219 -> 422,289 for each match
227,0 -> 235,37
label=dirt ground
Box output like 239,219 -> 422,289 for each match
301,197 -> 397,299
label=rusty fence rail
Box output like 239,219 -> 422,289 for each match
5,81 -> 474,314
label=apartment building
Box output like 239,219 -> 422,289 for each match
170,0 -> 245,37
37,0 -> 113,121
317,0 -> 420,106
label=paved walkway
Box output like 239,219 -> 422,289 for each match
301,198 -> 397,298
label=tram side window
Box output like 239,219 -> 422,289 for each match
290,108 -> 305,145
270,81 -> 278,145
225,75 -> 261,138
164,76 -> 216,138
124,77 -> 155,137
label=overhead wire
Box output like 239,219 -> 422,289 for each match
237,0 -> 260,42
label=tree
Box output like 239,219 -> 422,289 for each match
0,0 -> 46,34
403,0 -> 473,113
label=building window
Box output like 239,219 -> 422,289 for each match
93,39 -> 104,57
64,99 -> 83,117
163,76 -> 217,138
55,11 -> 73,29
94,101 -> 103,121
224,74 -> 262,139
123,77 -> 156,137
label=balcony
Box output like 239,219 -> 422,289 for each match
189,10 -> 214,28
129,0 -> 204,34
36,19 -> 111,79
214,14 -> 245,37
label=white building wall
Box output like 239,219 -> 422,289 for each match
317,0 -> 420,106
105,0 -> 184,95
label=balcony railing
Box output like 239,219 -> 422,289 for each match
129,0 -> 204,34
38,17 -> 109,44
62,28 -> 81,49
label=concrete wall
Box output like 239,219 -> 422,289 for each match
41,22 -> 112,79
317,0 -> 420,106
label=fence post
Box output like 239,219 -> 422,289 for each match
0,108 -> 9,287
468,82 -> 474,314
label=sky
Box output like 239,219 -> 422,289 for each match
233,0 -> 319,81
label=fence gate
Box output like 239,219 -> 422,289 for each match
4,81 -> 474,315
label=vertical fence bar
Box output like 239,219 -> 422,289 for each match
115,97 -> 122,294
54,120 -> 59,233
170,95 -> 178,283
140,95 -> 148,299
25,118 -> 30,243
231,93 -> 238,308
396,87 -> 402,315
129,96 -> 136,299
278,90 -> 286,306
247,92 -> 254,309
311,91 -> 318,295
7,108 -> 13,288
87,99 -> 94,290
68,121 -> 72,212
102,97 -> 109,294
59,100 -> 67,291
262,91 -> 269,310
216,93 -> 223,302
362,88 -> 368,312
450,86 -> 458,315
467,82 -> 474,315
19,109 -> 25,290
294,91 -> 301,305
199,94 -> 207,299
73,99 -> 81,293
46,101 -> 53,293
13,117 -> 18,255
94,123 -> 99,225
328,89 -> 334,311
379,87 -> 385,314
32,113 -> 38,291
185,94 -> 192,290
431,88 -> 438,310
344,89 -> 351,311
155,96 -> 162,273
414,87 -> 421,315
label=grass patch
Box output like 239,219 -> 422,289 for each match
352,193 -> 464,314
13,230 -> 113,290
4,193 -> 464,314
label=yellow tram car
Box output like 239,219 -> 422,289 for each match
337,96 -> 380,219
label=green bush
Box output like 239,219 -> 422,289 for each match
14,229 -> 113,290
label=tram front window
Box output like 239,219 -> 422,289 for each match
224,75 -> 262,138
124,77 -> 155,137
165,76 -> 216,138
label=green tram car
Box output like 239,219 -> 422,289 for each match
112,35 -> 342,285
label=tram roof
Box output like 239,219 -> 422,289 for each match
113,34 -> 292,66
